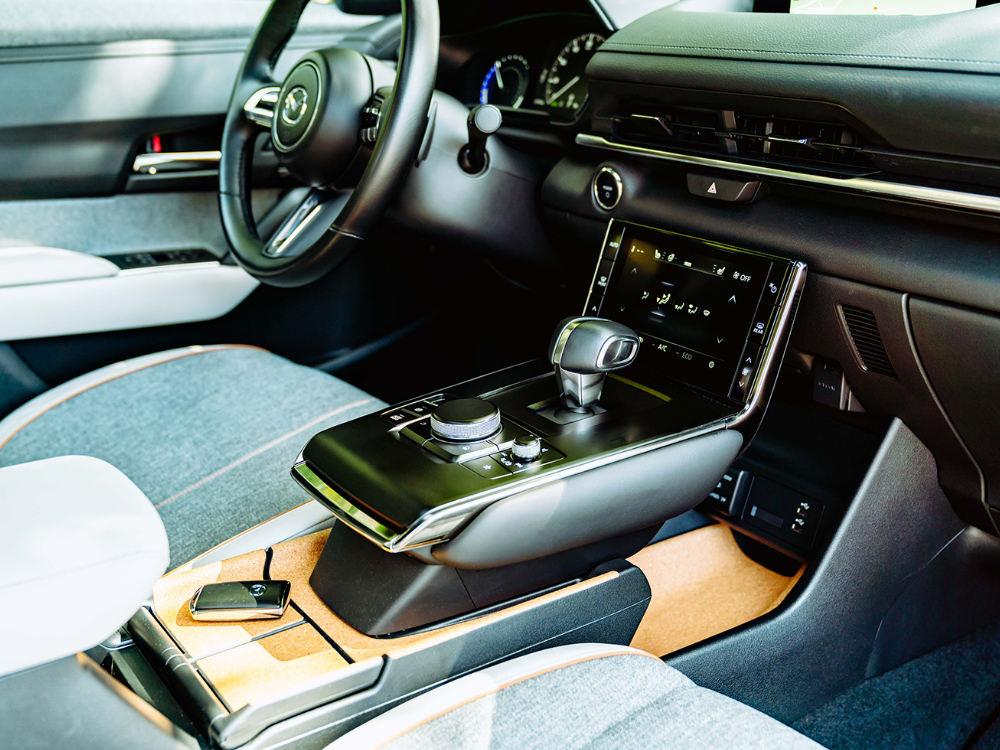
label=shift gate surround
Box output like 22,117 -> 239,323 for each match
292,220 -> 807,556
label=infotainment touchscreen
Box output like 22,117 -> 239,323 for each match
589,222 -> 793,403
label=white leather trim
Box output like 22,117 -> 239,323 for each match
0,344 -> 254,450
0,246 -> 119,288
0,456 -> 169,677
0,262 -> 258,341
326,644 -> 659,749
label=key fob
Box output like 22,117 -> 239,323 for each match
189,580 -> 291,621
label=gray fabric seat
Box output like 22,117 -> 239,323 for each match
330,643 -> 825,750
0,345 -> 384,566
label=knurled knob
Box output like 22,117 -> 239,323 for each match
511,435 -> 542,461
430,398 -> 501,443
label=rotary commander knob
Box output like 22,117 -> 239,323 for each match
430,399 -> 502,443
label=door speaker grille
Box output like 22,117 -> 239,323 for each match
841,305 -> 897,379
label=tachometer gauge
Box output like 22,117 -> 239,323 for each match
479,54 -> 531,109
541,33 -> 605,116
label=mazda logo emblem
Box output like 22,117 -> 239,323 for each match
281,86 -> 309,126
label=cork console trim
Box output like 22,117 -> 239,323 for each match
152,549 -> 303,659
627,524 -> 803,658
152,529 -> 617,711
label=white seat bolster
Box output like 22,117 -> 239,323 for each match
0,456 -> 169,677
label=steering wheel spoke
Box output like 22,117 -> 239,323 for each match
244,85 -> 281,129
263,189 -> 353,259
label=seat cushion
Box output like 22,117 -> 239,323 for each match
330,643 -> 825,750
0,345 -> 384,566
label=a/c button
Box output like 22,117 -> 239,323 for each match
465,456 -> 511,480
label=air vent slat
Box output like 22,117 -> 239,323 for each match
842,305 -> 897,379
611,104 -> 876,177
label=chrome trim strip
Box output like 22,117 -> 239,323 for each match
575,134 -> 1000,216
291,462 -> 400,548
244,85 -> 281,129
132,150 -> 222,175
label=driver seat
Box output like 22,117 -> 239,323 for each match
0,345 -> 384,567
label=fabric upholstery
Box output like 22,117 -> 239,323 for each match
331,643 -> 825,750
0,346 -> 383,566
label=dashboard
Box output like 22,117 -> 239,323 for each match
438,14 -> 608,122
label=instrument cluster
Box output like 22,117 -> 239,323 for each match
469,31 -> 607,121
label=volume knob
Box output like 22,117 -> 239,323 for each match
511,435 -> 542,461
430,398 -> 501,443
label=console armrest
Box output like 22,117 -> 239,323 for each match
0,456 -> 169,676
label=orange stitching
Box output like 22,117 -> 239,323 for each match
0,345 -> 266,452
154,399 -> 372,510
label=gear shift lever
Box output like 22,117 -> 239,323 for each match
548,317 -> 640,412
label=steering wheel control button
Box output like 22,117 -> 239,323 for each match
593,167 -> 623,211
425,439 -> 496,463
274,61 -> 321,152
686,173 -> 762,203
430,398 -> 502,442
465,456 -> 512,480
511,436 -> 542,462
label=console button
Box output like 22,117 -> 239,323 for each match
382,408 -> 412,427
761,264 -> 787,305
401,418 -> 434,444
705,470 -> 751,517
594,259 -> 615,294
465,456 -> 512,480
425,439 -> 496,463
747,306 -> 776,346
403,401 -> 436,418
686,173 -> 761,203
495,443 -> 563,473
730,344 -> 762,403
488,421 -> 531,451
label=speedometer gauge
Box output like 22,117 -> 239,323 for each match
541,33 -> 605,116
479,54 -> 531,109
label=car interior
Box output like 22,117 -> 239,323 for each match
1,0 -> 1000,747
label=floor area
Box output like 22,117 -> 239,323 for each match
792,621 -> 1000,750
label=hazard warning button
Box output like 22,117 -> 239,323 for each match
686,173 -> 762,203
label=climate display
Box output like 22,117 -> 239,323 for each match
602,225 -> 776,398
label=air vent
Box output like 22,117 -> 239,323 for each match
612,104 -> 876,176
841,305 -> 897,379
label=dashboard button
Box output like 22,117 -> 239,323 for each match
586,293 -> 604,317
730,345 -> 762,402
761,264 -> 787,305
465,455 -> 512,480
686,173 -> 761,203
603,226 -> 625,260
593,167 -> 623,210
594,259 -> 615,293
747,306 -> 776,346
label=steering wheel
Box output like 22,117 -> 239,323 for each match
219,0 -> 439,287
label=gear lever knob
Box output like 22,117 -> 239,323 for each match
548,317 -> 639,412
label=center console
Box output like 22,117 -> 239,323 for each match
292,220 -> 806,634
